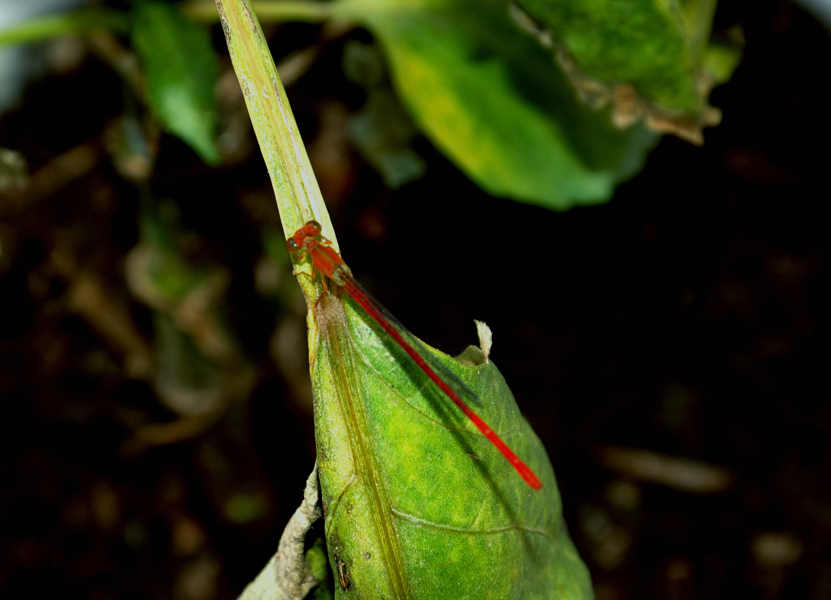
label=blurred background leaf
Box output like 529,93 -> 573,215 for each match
0,7 -> 129,46
132,1 -> 219,164
510,0 -> 743,143
0,0 -> 741,207
330,0 -> 659,209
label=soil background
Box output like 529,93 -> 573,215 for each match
1,1 -> 828,599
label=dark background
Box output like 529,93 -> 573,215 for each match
0,1 -> 827,599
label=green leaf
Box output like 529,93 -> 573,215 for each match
517,0 -> 713,110
312,294 -> 594,599
513,0 -> 742,142
132,2 -> 220,164
0,8 -> 130,47
331,0 -> 657,210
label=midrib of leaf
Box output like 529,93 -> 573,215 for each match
316,296 -> 411,599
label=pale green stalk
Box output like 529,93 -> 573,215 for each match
213,0 -> 335,254
187,0 -> 333,23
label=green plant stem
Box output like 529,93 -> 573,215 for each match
214,0 -> 334,306
186,0 -> 334,23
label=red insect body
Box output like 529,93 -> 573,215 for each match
288,221 -> 543,491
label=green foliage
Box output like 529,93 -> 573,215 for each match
307,539 -> 335,600
517,0 -> 717,111
311,295 -> 594,599
0,7 -> 129,46
333,0 -> 658,210
245,0 -> 738,207
514,0 -> 742,143
702,36 -> 744,85
132,1 -> 220,164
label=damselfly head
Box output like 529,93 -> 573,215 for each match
288,221 -> 325,257
304,220 -> 322,235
